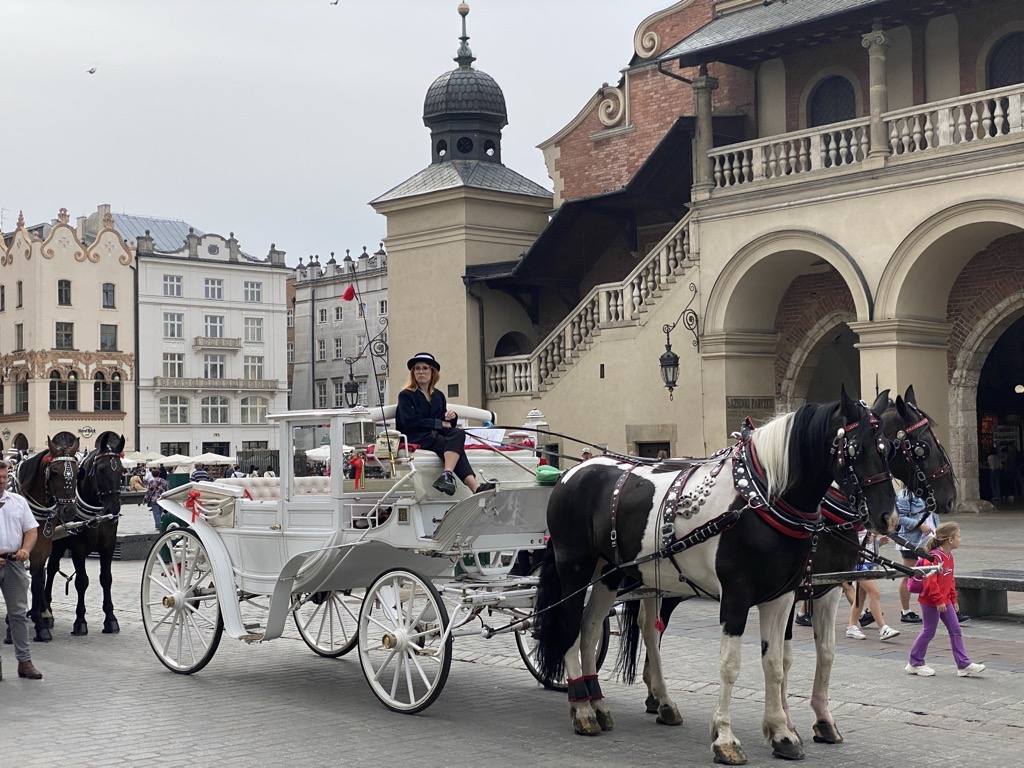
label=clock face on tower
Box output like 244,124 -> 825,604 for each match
457,137 -> 474,154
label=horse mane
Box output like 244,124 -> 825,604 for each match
749,401 -> 840,498
16,449 -> 48,489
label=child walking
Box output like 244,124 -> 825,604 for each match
905,522 -> 985,677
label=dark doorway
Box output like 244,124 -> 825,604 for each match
202,441 -> 231,457
976,315 -> 1024,499
805,324 -> 860,403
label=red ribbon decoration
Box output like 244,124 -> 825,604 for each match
350,455 -> 365,489
185,489 -> 202,523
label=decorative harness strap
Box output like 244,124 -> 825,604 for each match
896,415 -> 952,515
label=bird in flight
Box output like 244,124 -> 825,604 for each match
87,67 -> 97,74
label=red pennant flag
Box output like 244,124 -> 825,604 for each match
341,285 -> 356,301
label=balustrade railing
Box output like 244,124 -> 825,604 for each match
486,212 -> 695,398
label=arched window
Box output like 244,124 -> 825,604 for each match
159,395 -> 189,424
201,396 -> 229,424
809,76 -> 857,127
989,32 -> 1024,89
15,372 -> 28,413
94,371 -> 122,412
240,396 -> 267,425
49,370 -> 78,411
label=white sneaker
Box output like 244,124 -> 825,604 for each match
957,662 -> 986,677
905,663 -> 935,676
879,625 -> 901,641
846,625 -> 866,639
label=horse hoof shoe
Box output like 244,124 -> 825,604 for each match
645,695 -> 660,714
771,738 -> 805,761
572,716 -> 602,736
656,703 -> 683,726
595,711 -> 614,731
812,720 -> 842,744
34,631 -> 52,643
713,744 -> 747,765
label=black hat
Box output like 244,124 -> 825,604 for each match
407,352 -> 440,372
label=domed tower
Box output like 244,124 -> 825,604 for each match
423,2 -> 506,165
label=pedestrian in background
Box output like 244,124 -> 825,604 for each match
895,487 -> 936,624
0,460 -> 43,680
145,467 -> 170,531
906,522 -> 985,677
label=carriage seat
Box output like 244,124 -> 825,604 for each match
217,476 -> 331,501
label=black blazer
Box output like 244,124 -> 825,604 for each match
396,388 -> 448,447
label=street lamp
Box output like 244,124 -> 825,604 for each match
659,282 -> 699,400
343,360 -> 361,408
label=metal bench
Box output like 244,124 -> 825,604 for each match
955,569 -> 1024,617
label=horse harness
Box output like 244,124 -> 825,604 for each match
19,453 -> 79,538
73,449 -> 122,528
894,410 -> 953,515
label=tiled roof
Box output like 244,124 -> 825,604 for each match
111,214 -> 202,253
423,66 -> 507,124
659,0 -> 891,66
372,160 -> 550,204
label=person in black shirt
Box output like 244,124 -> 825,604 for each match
396,352 -> 494,496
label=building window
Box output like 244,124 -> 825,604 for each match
334,306 -> 343,322
0,284 -> 5,311
809,75 -> 856,127
204,315 -> 224,338
57,279 -> 72,306
316,339 -> 327,361
358,302 -> 366,318
49,370 -> 78,411
0,382 -> 4,414
286,342 -> 294,364
204,278 -> 223,300
99,324 -> 118,351
162,353 -> 184,378
334,338 -> 344,359
203,354 -> 226,379
240,396 -> 268,424
161,441 -> 190,455
378,299 -> 388,316
201,396 -> 229,424
101,282 -> 116,308
358,381 -> 368,407
989,32 -> 1024,89
244,281 -> 263,302
93,372 -> 121,412
14,324 -> 23,351
318,308 -> 328,324
357,334 -> 366,350
315,382 -> 327,408
16,280 -> 23,308
286,308 -> 294,327
243,317 -> 263,343
159,395 -> 189,424
164,312 -> 183,338
333,380 -> 345,408
163,274 -> 182,297
243,355 -> 264,380
241,440 -> 268,451
16,374 -> 29,413
55,322 -> 74,350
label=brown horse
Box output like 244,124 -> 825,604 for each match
12,432 -> 80,642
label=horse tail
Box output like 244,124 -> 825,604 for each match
533,545 -> 577,685
613,598 -> 641,684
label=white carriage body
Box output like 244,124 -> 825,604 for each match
155,404 -> 550,644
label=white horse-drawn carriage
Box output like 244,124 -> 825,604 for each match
141,403 -> 559,712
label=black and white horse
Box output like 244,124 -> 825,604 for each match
44,431 -> 125,636
533,390 -> 896,764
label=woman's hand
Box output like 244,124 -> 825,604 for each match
444,409 -> 457,422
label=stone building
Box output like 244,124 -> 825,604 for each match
374,0 -> 1024,507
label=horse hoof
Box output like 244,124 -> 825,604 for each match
595,710 -> 614,732
645,694 -> 659,714
572,714 -> 602,736
656,703 -> 683,726
71,624 -> 88,636
102,620 -> 120,634
34,629 -> 52,643
812,720 -> 843,744
712,743 -> 747,765
771,737 -> 806,761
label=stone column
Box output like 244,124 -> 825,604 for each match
861,23 -> 892,158
691,64 -> 720,192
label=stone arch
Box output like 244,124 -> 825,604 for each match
876,199 -> 1024,321
949,292 -> 1024,506
778,309 -> 857,409
493,331 -> 531,357
705,230 -> 872,334
798,66 -> 864,128
975,21 -> 1024,91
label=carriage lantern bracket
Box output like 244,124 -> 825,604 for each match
659,283 -> 699,400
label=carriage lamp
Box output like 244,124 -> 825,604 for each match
658,282 -> 700,400
344,371 -> 361,409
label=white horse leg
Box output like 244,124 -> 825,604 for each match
711,634 -> 746,765
639,597 -> 682,726
809,589 -> 844,744
758,595 -> 805,760
781,612 -> 795,733
580,583 -> 617,732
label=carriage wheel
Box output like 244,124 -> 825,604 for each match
358,568 -> 451,714
514,562 -> 612,691
141,529 -> 224,674
293,589 -> 364,657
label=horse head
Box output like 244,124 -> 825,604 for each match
885,385 -> 956,514
44,432 -> 81,526
79,431 -> 126,516
831,386 -> 897,535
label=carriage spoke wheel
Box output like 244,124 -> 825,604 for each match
358,569 -> 451,714
293,589 -> 364,657
515,562 -> 611,691
141,529 -> 223,674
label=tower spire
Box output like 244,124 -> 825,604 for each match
455,2 -> 475,67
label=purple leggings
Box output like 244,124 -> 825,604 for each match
908,603 -> 971,669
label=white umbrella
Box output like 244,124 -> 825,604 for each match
125,450 -> 164,462
148,453 -> 192,468
189,452 -> 236,465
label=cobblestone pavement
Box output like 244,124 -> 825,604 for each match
2,507 -> 1023,766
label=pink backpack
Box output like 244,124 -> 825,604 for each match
908,556 -> 935,594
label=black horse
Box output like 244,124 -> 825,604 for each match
44,431 -> 125,636
9,432 -> 80,642
533,389 -> 896,765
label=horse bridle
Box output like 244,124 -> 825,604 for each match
45,455 -> 79,508
892,407 -> 953,514
830,413 -> 893,524
75,448 -> 124,522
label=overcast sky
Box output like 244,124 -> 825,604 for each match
2,0 -> 669,265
